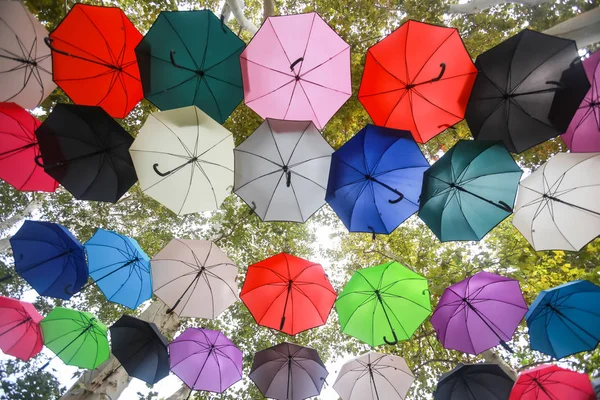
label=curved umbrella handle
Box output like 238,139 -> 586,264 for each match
388,192 -> 404,204
166,298 -> 181,314
34,155 -> 45,168
43,37 -> 71,57
497,201 -> 513,213
367,226 -> 376,241
248,201 -> 257,215
153,163 -> 171,177
290,57 -> 304,72
286,171 -> 292,187
432,63 -> 446,82
64,284 -> 76,296
169,50 -> 186,70
383,329 -> 399,345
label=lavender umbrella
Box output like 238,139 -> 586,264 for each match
430,271 -> 528,355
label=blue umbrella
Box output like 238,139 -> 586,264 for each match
326,124 -> 429,236
525,280 -> 600,359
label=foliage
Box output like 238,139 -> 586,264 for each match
0,359 -> 64,400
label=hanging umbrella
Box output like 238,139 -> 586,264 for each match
0,102 -> 57,192
151,239 -> 238,318
0,296 -> 43,361
510,365 -> 595,400
326,124 -> 430,236
0,1 -> 56,109
430,271 -> 528,355
435,363 -> 515,400
592,378 -> 599,400
466,29 -> 590,154
46,4 -> 143,118
240,252 -> 337,335
249,342 -> 328,400
40,307 -> 109,369
336,261 -> 431,347
512,152 -> 600,251
525,280 -> 600,360
169,328 -> 242,393
240,12 -> 351,130
109,315 -> 169,385
83,228 -> 152,310
129,106 -> 234,215
135,10 -> 245,124
333,352 -> 414,400
234,118 -> 334,222
358,20 -> 477,143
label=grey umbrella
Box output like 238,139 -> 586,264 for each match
593,378 -> 600,400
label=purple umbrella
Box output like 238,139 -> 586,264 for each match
169,328 -> 242,395
562,50 -> 600,152
430,271 -> 527,355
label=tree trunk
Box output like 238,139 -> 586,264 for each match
448,0 -> 549,14
481,349 -> 518,380
0,197 -> 42,234
543,7 -> 600,49
164,385 -> 191,400
0,238 -> 10,253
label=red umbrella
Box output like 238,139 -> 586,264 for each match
240,253 -> 337,335
0,296 -> 44,361
0,102 -> 58,192
46,4 -> 143,118
509,365 -> 595,400
358,20 -> 477,143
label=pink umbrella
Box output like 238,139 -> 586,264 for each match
240,13 -> 351,130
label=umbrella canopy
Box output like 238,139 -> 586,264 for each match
109,315 -> 169,385
151,239 -> 238,318
35,103 -> 137,203
40,307 -> 109,369
466,29 -> 590,154
419,140 -> 522,242
0,1 -> 56,109
336,261 -> 431,347
512,152 -> 600,251
592,378 -> 599,400
84,228 -> 152,310
129,106 -> 234,215
234,119 -> 334,222
240,252 -> 337,335
525,280 -> 600,359
333,352 -> 414,400
435,363 -> 515,400
0,296 -> 43,361
46,4 -> 143,118
250,342 -> 328,400
0,102 -> 57,192
135,10 -> 245,124
169,328 -> 242,393
9,220 -> 87,300
326,124 -> 429,235
510,365 -> 595,400
240,12 -> 351,130
358,20 -> 477,143
430,271 -> 528,355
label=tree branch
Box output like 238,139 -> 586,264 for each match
447,0 -> 549,14
543,7 -> 600,49
413,358 -> 458,372
225,0 -> 258,34
0,197 -> 42,237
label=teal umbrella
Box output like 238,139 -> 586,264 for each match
419,140 -> 522,242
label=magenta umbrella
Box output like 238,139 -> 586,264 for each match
430,271 -> 528,355
240,12 -> 351,130
562,50 -> 600,152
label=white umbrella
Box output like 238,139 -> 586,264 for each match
513,152 -> 600,251
151,239 -> 238,319
333,352 -> 414,400
129,106 -> 234,215
234,118 -> 333,222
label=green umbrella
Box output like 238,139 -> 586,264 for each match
336,261 -> 431,347
40,307 -> 109,369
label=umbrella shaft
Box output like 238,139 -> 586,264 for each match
0,142 -> 37,158
43,147 -> 121,169
464,301 -> 510,347
368,177 -> 404,202
76,258 -> 139,294
0,318 -> 31,337
19,249 -> 72,274
40,323 -> 93,371
167,270 -> 203,314
542,194 -> 600,217
368,367 -> 381,400
280,284 -> 293,331
451,184 -> 512,212
0,54 -> 37,65
550,306 -> 599,342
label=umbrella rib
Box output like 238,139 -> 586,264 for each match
234,169 -> 282,192
284,122 -> 311,166
203,270 -> 238,299
297,81 -> 323,128
265,119 -> 286,165
412,87 -> 462,119
337,294 -> 377,330
299,74 -> 352,96
204,73 -> 243,89
287,154 -> 331,169
191,162 -> 220,210
200,75 -> 225,122
383,90 -> 410,127
163,15 -> 200,70
234,149 -> 282,168
293,13 -> 316,76
410,31 -> 455,83
200,272 -> 216,318
263,171 -> 286,219
203,43 -> 246,72
79,7 -> 119,65
267,18 -> 292,66
246,80 -> 295,105
509,42 -> 572,94
146,73 -> 198,97
239,57 -> 295,78
298,44 -> 349,79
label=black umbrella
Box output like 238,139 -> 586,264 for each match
434,363 -> 515,400
109,315 -> 169,385
249,342 -> 328,400
466,29 -> 590,153
35,104 -> 137,202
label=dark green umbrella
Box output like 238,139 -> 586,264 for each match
135,10 -> 245,124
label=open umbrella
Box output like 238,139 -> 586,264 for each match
250,342 -> 328,400
592,378 -> 599,400
326,124 -> 429,236
430,271 -> 528,355
136,10 -> 245,124
35,103 -> 137,203
151,239 -> 238,318
336,261 -> 431,347
525,280 -> 600,360
510,365 -> 595,400
512,152 -> 600,251
129,106 -> 234,215
0,1 -> 56,109
358,20 -> 477,143
419,140 -> 522,242
240,12 -> 351,130
466,29 -> 590,153
333,352 -> 414,400
240,252 -> 337,335
435,363 -> 515,400
0,296 -> 43,361
46,4 -> 143,118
